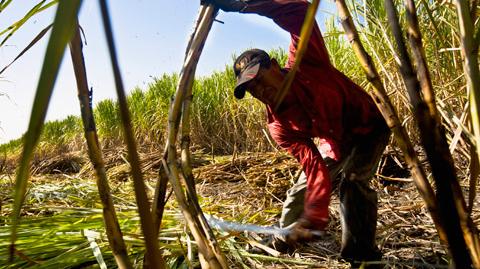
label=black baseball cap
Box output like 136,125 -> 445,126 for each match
233,49 -> 271,99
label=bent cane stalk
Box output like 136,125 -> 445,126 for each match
180,8 -> 227,266
98,1 -> 165,268
149,4 -> 210,250
387,1 -> 476,267
9,0 -> 82,261
151,5 -> 207,236
163,4 -> 227,268
69,23 -> 132,269
333,0 -> 447,243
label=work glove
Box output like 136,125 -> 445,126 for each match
200,0 -> 247,12
285,218 -> 324,245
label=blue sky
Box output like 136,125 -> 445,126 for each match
0,0 -> 335,144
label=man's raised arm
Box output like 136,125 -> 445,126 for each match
204,0 -> 331,68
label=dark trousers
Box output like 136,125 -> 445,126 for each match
279,122 -> 390,261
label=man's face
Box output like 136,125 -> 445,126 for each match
245,60 -> 284,106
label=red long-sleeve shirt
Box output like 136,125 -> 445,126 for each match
241,0 -> 384,229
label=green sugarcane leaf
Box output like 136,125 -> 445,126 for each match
0,24 -> 53,76
10,0 -> 83,262
0,0 -> 13,12
0,0 -> 58,46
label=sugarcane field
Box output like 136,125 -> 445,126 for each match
1,1 -> 480,268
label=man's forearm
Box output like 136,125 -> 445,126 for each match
202,0 -> 247,12
206,0 -> 310,34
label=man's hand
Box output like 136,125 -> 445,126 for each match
286,218 -> 324,245
201,0 -> 247,12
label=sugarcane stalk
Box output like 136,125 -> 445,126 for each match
163,4 -> 227,268
180,24 -> 227,267
184,5 -> 208,60
470,0 -> 478,25
175,4 -> 204,210
409,0 -> 480,255
69,22 -> 132,269
144,165 -> 169,269
404,0 -> 438,118
181,92 -> 198,202
98,1 -> 165,268
150,2 -> 209,242
162,158 -> 219,269
9,0 -> 82,261
388,1 -> 480,267
273,0 -> 320,111
180,5 -> 228,267
181,89 -> 227,268
455,0 -> 480,181
463,0 -> 480,218
454,1 -> 480,267
152,165 -> 169,236
469,137 -> 479,214
333,0 -> 447,243
455,0 -> 480,174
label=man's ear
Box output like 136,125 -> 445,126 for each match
270,58 -> 281,70
270,58 -> 279,66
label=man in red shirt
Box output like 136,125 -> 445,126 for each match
205,0 -> 390,263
